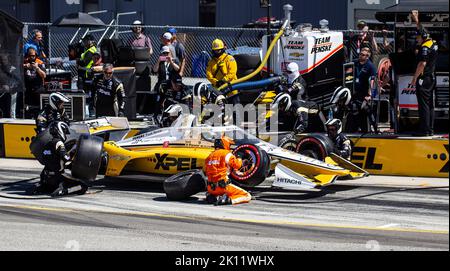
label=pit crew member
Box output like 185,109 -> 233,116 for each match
204,135 -> 251,206
325,118 -> 352,160
35,92 -> 70,134
93,63 -> 126,118
30,121 -> 88,197
272,62 -> 315,133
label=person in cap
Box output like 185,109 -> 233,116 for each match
204,135 -> 251,206
410,10 -> 438,136
35,92 -> 70,134
131,20 -> 153,55
163,73 -> 191,109
160,32 -> 177,62
325,118 -> 352,160
153,46 -> 180,113
167,27 -> 187,76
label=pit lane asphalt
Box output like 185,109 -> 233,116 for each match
0,159 -> 448,251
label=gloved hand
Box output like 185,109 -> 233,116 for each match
216,80 -> 226,87
118,110 -> 125,117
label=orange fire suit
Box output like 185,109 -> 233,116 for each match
204,149 -> 251,205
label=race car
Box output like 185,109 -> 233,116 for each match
96,115 -> 368,199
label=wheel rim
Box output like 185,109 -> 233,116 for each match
231,145 -> 261,181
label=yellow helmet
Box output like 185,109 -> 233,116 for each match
212,39 -> 225,50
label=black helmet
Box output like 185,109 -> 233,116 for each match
49,92 -> 70,111
50,121 -> 70,142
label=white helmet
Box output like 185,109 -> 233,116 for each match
325,118 -> 343,135
49,92 -> 70,111
165,104 -> 183,117
272,92 -> 292,111
50,121 -> 70,142
330,86 -> 351,106
286,62 -> 300,84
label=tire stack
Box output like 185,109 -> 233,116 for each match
132,47 -> 153,115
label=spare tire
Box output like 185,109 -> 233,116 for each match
164,170 -> 207,201
295,134 -> 335,161
71,134 -> 104,182
278,133 -> 299,152
230,144 -> 269,187
133,47 -> 152,61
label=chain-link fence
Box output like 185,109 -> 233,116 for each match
23,22 -> 395,88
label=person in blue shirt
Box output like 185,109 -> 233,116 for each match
23,29 -> 47,60
350,47 -> 378,133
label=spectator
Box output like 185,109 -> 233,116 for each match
349,47 -> 378,133
162,73 -> 191,110
23,47 -> 46,118
93,64 -> 126,118
350,21 -> 378,60
152,46 -> 180,114
24,29 -> 47,60
167,27 -> 187,76
153,46 -> 180,92
160,32 -> 177,61
0,53 -> 19,118
131,20 -> 153,55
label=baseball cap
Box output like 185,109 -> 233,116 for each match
162,32 -> 173,40
133,20 -> 142,26
160,46 -> 171,54
168,27 -> 177,34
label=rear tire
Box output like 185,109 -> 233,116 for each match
71,134 -> 104,182
295,134 -> 334,161
164,170 -> 207,201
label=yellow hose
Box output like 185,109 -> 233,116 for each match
218,20 -> 289,92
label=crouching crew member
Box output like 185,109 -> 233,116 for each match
204,135 -> 251,206
31,121 -> 88,197
35,92 -> 70,133
93,64 -> 126,118
325,119 -> 352,160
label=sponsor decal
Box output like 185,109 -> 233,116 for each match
154,153 -> 202,171
351,147 -> 383,170
311,36 -> 332,54
109,154 -> 131,161
288,52 -> 305,58
426,144 -> 449,173
284,40 -> 305,50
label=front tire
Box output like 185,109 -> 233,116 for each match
164,170 -> 207,201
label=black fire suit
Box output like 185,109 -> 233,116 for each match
37,137 -> 87,196
93,76 -> 126,118
277,76 -> 316,133
35,105 -> 70,133
328,133 -> 352,160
